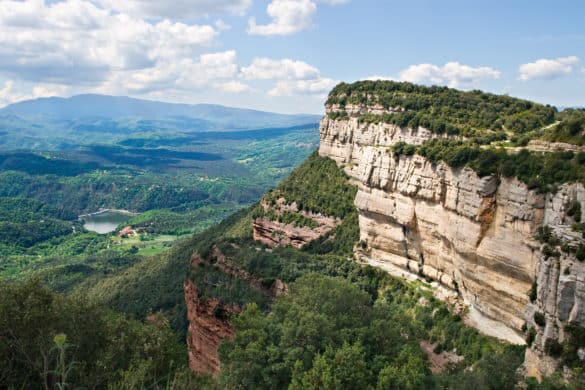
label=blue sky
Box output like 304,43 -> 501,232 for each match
0,0 -> 583,113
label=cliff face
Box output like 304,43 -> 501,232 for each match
319,104 -> 585,375
184,279 -> 238,375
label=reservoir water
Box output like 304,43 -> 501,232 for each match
82,211 -> 132,234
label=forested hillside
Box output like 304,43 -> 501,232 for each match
0,123 -> 319,293
2,152 -> 535,389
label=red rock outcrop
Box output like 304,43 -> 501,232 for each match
184,279 -> 240,375
252,198 -> 340,248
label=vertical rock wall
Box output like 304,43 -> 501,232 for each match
318,106 -> 585,376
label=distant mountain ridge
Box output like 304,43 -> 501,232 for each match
0,94 -> 320,130
0,94 -> 321,150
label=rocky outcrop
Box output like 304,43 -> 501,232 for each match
319,104 -> 585,377
184,279 -> 239,375
527,139 -> 585,153
253,198 -> 340,248
185,250 -> 288,375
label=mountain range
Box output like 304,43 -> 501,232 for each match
0,94 -> 321,150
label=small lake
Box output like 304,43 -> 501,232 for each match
82,211 -> 132,234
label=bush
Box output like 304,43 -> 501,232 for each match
534,312 -> 546,327
530,281 -> 538,303
0,279 -> 189,388
567,201 -> 582,222
526,327 -> 537,346
576,246 -> 585,262
544,339 -> 563,357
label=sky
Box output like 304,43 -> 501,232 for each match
0,0 -> 583,114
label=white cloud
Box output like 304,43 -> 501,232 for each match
268,78 -> 337,96
97,51 -> 240,94
518,56 -> 580,81
248,0 -> 317,36
0,0 -> 218,84
214,20 -> 231,31
240,57 -> 336,97
215,81 -> 252,93
241,58 -> 320,80
0,80 -> 69,107
98,0 -> 252,20
0,0 -> 337,107
399,62 -> 501,88
248,0 -> 350,36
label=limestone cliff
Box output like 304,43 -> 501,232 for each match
318,103 -> 585,377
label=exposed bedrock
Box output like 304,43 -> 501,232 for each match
318,106 -> 585,377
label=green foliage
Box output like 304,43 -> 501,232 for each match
527,327 -> 537,346
303,210 -> 360,256
393,141 -> 417,157
125,206 -> 239,235
264,151 -> 357,218
543,109 -> 585,145
545,339 -> 563,357
376,347 -> 428,390
190,262 -> 271,309
278,211 -> 319,228
0,125 -> 319,293
327,80 -> 556,135
534,312 -> 546,327
562,324 -> 585,369
567,201 -> 582,222
328,111 -> 349,121
576,246 -> 585,262
530,280 -> 538,303
291,343 -> 373,390
0,279 -> 192,389
536,225 -> 560,245
83,239 -> 192,336
219,273 -> 524,389
434,346 -> 525,390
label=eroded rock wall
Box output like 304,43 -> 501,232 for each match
318,105 -> 585,375
184,279 -> 238,375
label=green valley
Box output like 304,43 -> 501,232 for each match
0,119 -> 320,291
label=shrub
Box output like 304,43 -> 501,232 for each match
567,201 -> 582,222
534,312 -> 546,327
529,281 -> 538,303
576,246 -> 585,262
544,339 -> 563,357
526,327 -> 537,346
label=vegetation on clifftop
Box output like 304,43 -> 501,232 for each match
327,80 -> 556,136
543,109 -> 585,146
